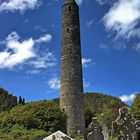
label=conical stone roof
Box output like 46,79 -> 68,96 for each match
65,0 -> 76,4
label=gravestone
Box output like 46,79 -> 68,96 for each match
137,131 -> 140,140
135,121 -> 140,140
112,107 -> 140,140
87,117 -> 104,140
103,127 -> 109,140
43,131 -> 73,140
87,131 -> 104,140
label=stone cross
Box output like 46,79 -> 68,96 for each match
87,117 -> 104,140
112,107 -> 140,140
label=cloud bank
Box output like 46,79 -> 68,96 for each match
119,93 -> 136,103
0,31 -> 55,70
0,0 -> 40,13
76,0 -> 84,5
47,77 -> 60,90
82,58 -> 93,67
103,0 -> 140,39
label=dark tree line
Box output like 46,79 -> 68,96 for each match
0,87 -> 17,112
18,96 -> 25,105
53,92 -> 126,127
0,87 -> 25,112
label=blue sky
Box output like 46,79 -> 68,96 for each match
0,0 -> 140,104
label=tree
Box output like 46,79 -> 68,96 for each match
18,96 -> 22,105
131,93 -> 140,120
18,96 -> 25,105
0,87 -> 17,112
0,100 -> 66,140
84,93 -> 126,127
10,100 -> 67,132
53,92 -> 126,128
84,102 -> 95,127
22,98 -> 25,105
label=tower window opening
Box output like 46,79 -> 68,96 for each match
67,27 -> 70,32
68,6 -> 72,12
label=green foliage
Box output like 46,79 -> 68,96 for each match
0,124 -> 48,140
84,101 -> 95,127
10,100 -> 67,132
131,93 -> 140,119
0,112 -> 14,132
109,137 -> 117,140
18,96 -> 25,105
74,136 -> 84,140
0,100 -> 66,140
0,88 -> 126,139
0,87 -> 17,112
53,92 -> 126,127
84,92 -> 126,127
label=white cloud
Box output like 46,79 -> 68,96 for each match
29,52 -> 56,69
76,0 -> 84,5
96,0 -> 107,5
0,31 -> 54,70
27,69 -> 41,75
47,77 -> 90,89
34,25 -> 48,33
100,42 -> 127,50
47,78 -> 60,90
0,32 -> 35,69
82,58 -> 92,67
103,0 -> 140,39
96,0 -> 115,5
83,80 -> 90,88
119,93 -> 136,102
0,0 -> 40,13
86,19 -> 94,27
35,34 -> 52,44
134,43 -> 140,52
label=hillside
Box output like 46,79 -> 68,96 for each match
0,87 -> 17,112
0,100 -> 66,140
0,88 -> 127,140
53,92 -> 126,127
84,92 -> 126,126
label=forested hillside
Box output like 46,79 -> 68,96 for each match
0,87 -> 17,112
0,100 -> 66,140
131,93 -> 140,120
0,87 -> 134,140
84,92 -> 126,127
53,92 -> 126,127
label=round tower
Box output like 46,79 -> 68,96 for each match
60,0 -> 85,137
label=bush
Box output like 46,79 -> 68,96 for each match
0,124 -> 48,140
10,100 -> 67,132
131,94 -> 140,120
0,100 -> 67,139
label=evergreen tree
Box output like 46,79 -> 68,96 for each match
131,93 -> 140,120
22,98 -> 25,105
0,87 -> 17,112
18,96 -> 22,105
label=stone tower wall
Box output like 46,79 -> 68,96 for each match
60,1 -> 85,137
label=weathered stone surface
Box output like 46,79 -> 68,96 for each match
43,131 -> 73,140
87,132 -> 104,140
112,107 -> 140,140
103,127 -> 109,140
60,0 -> 85,137
87,117 -> 104,140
